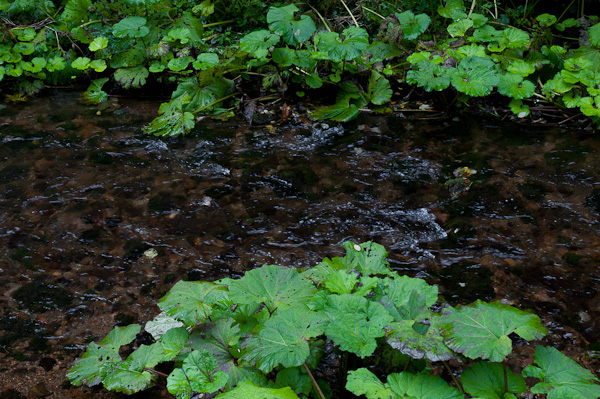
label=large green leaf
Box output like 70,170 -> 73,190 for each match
244,305 -> 327,373
590,22 -> 600,47
160,327 -> 189,360
144,311 -> 184,340
316,26 -> 369,61
228,264 -> 316,312
368,71 -> 392,105
324,294 -> 393,357
114,66 -> 149,89
167,350 -> 228,398
346,368 -> 393,399
66,343 -> 119,386
375,274 -> 438,310
395,11 -> 431,40
112,16 -> 149,38
267,4 -> 316,46
341,241 -> 394,276
524,346 -> 600,399
217,382 -> 300,399
450,56 -> 499,97
240,30 -> 280,59
272,48 -> 316,69
102,343 -> 165,394
275,367 -> 313,397
82,77 -> 109,105
171,75 -> 234,113
347,368 -> 463,399
158,280 -> 228,326
497,73 -> 535,99
60,0 -> 91,29
440,300 -> 547,362
579,96 -> 600,117
386,314 -> 453,362
462,361 -> 527,399
67,324 -> 141,386
407,60 -> 451,92
310,97 -> 360,122
387,371 -> 464,399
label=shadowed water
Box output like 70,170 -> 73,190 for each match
1,91 -> 599,397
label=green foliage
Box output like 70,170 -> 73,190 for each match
4,1 -> 600,131
67,241 -> 600,399
524,346 -> 600,399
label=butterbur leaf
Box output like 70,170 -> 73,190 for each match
395,11 -> 431,40
462,361 -> 527,398
450,56 -> 499,97
66,343 -> 120,386
440,300 -> 547,362
346,368 -> 393,399
324,294 -> 393,357
368,71 -> 392,105
113,16 -> 149,38
160,327 -> 189,360
502,28 -> 530,49
407,60 -> 451,92
341,241 -> 394,276
46,55 -> 66,72
228,264 -> 316,311
579,96 -> 600,117
171,75 -> 234,113
71,57 -> 90,70
89,37 -> 108,51
438,0 -> 466,19
524,346 -> 600,399
272,48 -> 316,69
192,53 -> 219,70
114,66 -> 149,89
158,280 -> 228,326
536,13 -> 557,27
67,325 -> 141,386
448,18 -> 473,37
507,60 -> 535,77
145,311 -> 184,340
387,371 -> 464,399
146,41 -> 170,58
267,4 -> 316,46
386,315 -> 453,362
167,350 -> 228,397
60,0 -> 91,29
217,381 -> 300,399
324,270 -> 359,294
240,30 -> 280,59
316,26 -> 369,61
310,97 -> 360,122
589,22 -> 600,47
375,274 -> 438,309
101,360 -> 155,394
82,77 -> 109,105
509,99 -> 530,118
275,367 -> 313,397
245,306 -> 327,373
167,56 -> 193,72
497,73 -> 535,99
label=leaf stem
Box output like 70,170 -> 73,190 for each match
442,360 -> 464,394
303,363 -> 326,399
362,6 -> 385,20
307,4 -> 332,32
144,367 -> 169,378
340,0 -> 359,27
203,20 -> 235,28
503,360 -> 508,394
192,92 -> 242,114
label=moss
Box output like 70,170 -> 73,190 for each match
563,252 -> 585,266
10,247 -> 36,270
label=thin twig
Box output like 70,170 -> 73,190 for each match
362,5 -> 385,20
442,360 -> 464,394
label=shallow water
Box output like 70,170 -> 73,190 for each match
1,91 -> 599,397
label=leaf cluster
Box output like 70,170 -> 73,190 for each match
67,241 -> 600,399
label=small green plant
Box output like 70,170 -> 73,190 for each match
67,241 -> 600,399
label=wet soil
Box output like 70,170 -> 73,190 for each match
0,91 -> 599,398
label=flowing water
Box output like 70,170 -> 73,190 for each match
1,91 -> 599,397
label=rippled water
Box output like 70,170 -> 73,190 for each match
1,91 -> 599,397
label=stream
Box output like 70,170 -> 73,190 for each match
0,91 -> 599,398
